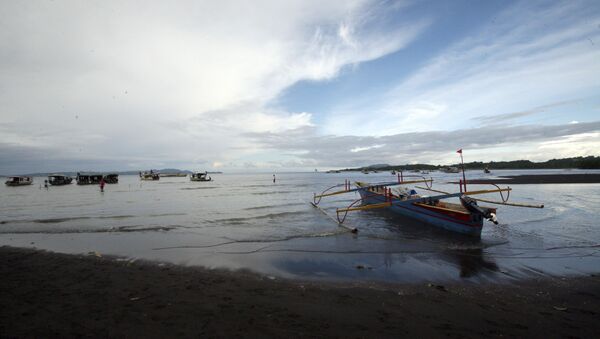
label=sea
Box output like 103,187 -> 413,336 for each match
1,169 -> 599,283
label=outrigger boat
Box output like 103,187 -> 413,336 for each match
312,151 -> 544,237
48,174 -> 73,185
313,173 -> 543,237
5,176 -> 33,186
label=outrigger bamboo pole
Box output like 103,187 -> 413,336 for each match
461,187 -> 512,196
314,179 -> 433,199
415,186 -> 543,208
314,190 -> 354,199
469,197 -> 544,208
415,185 -> 511,196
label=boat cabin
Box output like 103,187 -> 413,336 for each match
48,174 -> 73,186
103,174 -> 119,184
76,173 -> 103,185
5,176 -> 33,186
190,172 -> 212,181
140,171 -> 160,180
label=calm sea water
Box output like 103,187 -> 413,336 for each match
1,169 -> 599,283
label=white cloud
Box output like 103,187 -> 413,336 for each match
324,0 -> 600,136
0,0 -> 427,173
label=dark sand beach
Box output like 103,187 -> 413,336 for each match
454,173 -> 600,185
1,246 -> 599,338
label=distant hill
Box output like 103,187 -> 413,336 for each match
365,164 -> 391,169
341,156 -> 600,172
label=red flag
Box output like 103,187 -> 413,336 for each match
457,149 -> 462,154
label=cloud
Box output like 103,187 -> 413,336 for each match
0,0 -> 427,173
323,0 -> 600,136
472,99 -> 583,125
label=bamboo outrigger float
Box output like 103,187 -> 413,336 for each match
312,151 -> 544,237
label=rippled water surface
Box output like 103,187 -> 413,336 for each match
1,170 -> 599,283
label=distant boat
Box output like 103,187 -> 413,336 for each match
5,176 -> 33,186
421,170 -> 430,174
190,172 -> 212,181
362,170 -> 369,174
442,167 -> 460,173
484,167 -> 491,174
103,174 -> 119,184
140,171 -> 160,181
76,173 -> 103,185
48,174 -> 73,186
391,170 -> 396,175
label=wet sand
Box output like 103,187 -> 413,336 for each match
454,174 -> 600,185
1,246 -> 599,338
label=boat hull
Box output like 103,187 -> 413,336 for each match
5,181 -> 33,186
49,179 -> 72,185
358,189 -> 483,237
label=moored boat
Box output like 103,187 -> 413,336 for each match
76,173 -> 103,185
103,174 -> 119,184
312,150 -> 544,237
355,182 -> 495,236
5,176 -> 33,186
190,172 -> 212,181
140,171 -> 160,181
48,174 -> 73,185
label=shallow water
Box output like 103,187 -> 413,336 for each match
1,169 -> 599,283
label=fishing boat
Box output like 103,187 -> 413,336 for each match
103,174 -> 119,184
312,151 -> 544,237
5,176 -> 33,186
313,175 -> 543,237
484,167 -> 491,174
76,173 -> 103,185
190,172 -> 212,181
140,171 -> 159,181
391,170 -> 396,175
48,174 -> 73,185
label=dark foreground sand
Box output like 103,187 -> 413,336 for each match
1,246 -> 599,338
454,173 -> 600,185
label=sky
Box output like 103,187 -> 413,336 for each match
1,0 -> 600,174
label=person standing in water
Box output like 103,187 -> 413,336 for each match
99,177 -> 106,192
273,174 -> 276,183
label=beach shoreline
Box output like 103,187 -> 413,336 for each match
1,246 -> 599,338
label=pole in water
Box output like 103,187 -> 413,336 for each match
458,149 -> 467,191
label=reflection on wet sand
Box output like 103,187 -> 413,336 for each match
449,248 -> 499,278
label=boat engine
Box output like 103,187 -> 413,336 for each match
460,195 -> 498,224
